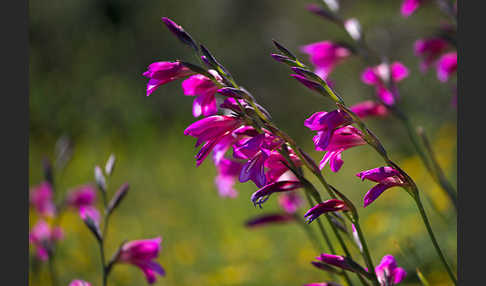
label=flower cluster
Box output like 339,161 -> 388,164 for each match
29,153 -> 165,285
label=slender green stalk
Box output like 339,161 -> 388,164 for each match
414,194 -> 457,285
48,254 -> 58,286
352,223 -> 377,284
392,109 -> 457,210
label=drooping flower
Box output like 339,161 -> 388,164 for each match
356,166 -> 408,207
305,109 -> 353,151
251,180 -> 302,207
414,38 -> 449,71
350,101 -> 389,119
314,254 -> 355,272
29,220 -> 63,261
66,184 -> 97,209
318,126 -> 366,172
214,158 -> 244,198
375,255 -> 407,285
30,181 -> 56,217
143,61 -> 193,96
79,206 -> 101,227
117,237 -> 165,284
300,41 -> 351,79
278,192 -> 303,214
436,52 -> 457,82
361,62 -> 409,105
304,199 -> 349,223
182,70 -> 222,117
245,213 -> 295,228
184,115 -> 243,166
401,0 -> 423,17
69,280 -> 91,286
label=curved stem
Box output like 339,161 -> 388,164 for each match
393,108 -> 457,210
414,194 -> 457,285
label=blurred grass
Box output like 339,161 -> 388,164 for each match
30,0 -> 456,285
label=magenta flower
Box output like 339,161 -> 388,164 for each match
401,0 -> 423,17
66,184 -> 97,209
142,61 -> 193,96
305,109 -> 353,151
350,101 -> 389,119
29,220 -> 63,261
414,38 -> 449,71
184,115 -> 243,166
304,199 -> 349,223
245,213 -> 295,228
182,70 -> 222,117
300,41 -> 351,79
235,131 -> 284,187
375,255 -> 407,285
69,280 -> 91,286
117,237 -> 165,284
239,151 -> 268,187
251,180 -> 302,207
356,166 -> 408,207
265,151 -> 301,184
278,192 -> 303,214
436,52 -> 457,82
30,181 -> 56,217
79,206 -> 101,227
214,158 -> 244,198
361,62 -> 409,105
315,254 -> 355,272
318,126 -> 366,172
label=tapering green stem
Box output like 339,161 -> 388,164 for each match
393,109 -> 457,210
414,194 -> 457,285
353,222 -> 378,285
48,254 -> 58,286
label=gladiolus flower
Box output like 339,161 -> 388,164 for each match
184,115 -> 243,166
214,158 -> 244,198
356,166 -> 408,207
142,61 -> 193,96
414,38 -> 449,72
361,62 -> 409,105
401,0 -> 423,17
66,184 -> 97,209
436,52 -> 457,82
29,220 -> 63,261
304,199 -> 349,223
79,206 -> 101,227
315,254 -> 355,271
251,181 -> 302,207
344,18 -> 362,41
117,237 -> 165,284
245,213 -> 295,228
350,101 -> 389,119
69,280 -> 91,286
305,110 -> 353,151
300,41 -> 351,79
30,181 -> 56,217
239,151 -> 269,187
375,255 -> 407,285
318,126 -> 366,172
182,70 -> 222,117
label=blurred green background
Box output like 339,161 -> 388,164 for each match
29,0 -> 457,285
